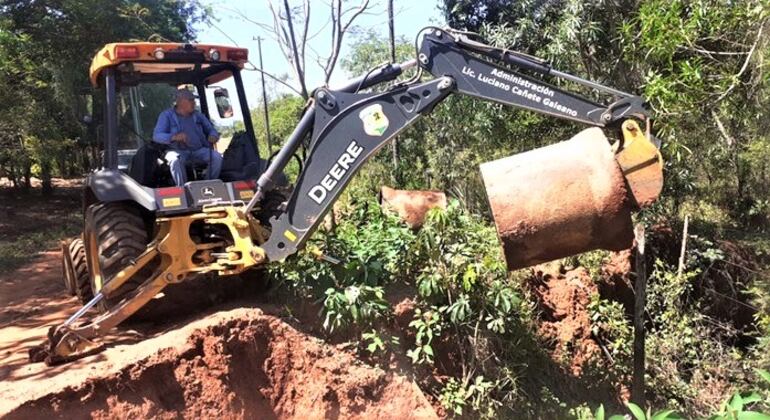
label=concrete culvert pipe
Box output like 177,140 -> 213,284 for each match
480,127 -> 635,271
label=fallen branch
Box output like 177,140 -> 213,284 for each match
677,214 -> 689,279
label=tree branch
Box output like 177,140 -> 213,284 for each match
280,0 -> 309,98
715,23 -> 764,103
711,110 -> 735,148
301,0 -> 311,83
206,15 -> 303,96
323,0 -> 369,84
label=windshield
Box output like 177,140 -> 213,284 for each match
116,84 -> 179,151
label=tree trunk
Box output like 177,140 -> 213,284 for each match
41,161 -> 53,195
22,161 -> 32,193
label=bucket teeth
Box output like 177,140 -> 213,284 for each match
28,326 -> 105,366
616,120 -> 663,208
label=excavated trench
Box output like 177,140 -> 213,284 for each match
5,308 -> 436,419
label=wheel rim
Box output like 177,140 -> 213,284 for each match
86,228 -> 104,292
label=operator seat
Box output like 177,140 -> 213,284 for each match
219,132 -> 288,186
128,143 -> 209,187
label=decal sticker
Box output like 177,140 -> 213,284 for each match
307,140 -> 364,205
162,197 -> 181,207
358,103 -> 389,136
283,230 -> 297,242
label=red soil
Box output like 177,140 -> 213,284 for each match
0,251 -> 437,419
528,263 -> 601,376
5,308 -> 436,419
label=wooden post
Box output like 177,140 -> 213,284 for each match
632,223 -> 647,406
677,215 -> 689,279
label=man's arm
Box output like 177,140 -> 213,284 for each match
152,110 -> 174,144
198,112 -> 220,141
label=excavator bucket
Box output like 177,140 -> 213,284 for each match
615,120 -> 664,208
480,120 -> 662,271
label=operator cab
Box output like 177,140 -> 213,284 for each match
87,42 -> 272,213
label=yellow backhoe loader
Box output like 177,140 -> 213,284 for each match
31,27 -> 662,365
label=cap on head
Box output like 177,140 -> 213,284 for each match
175,89 -> 196,103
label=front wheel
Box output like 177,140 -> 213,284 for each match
83,202 -> 152,311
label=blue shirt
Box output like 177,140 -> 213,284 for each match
152,108 -> 219,151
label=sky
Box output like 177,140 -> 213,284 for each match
197,0 -> 444,125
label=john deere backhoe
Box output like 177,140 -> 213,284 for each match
32,27 -> 663,365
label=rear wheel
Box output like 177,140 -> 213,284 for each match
69,237 -> 92,303
84,202 -> 152,311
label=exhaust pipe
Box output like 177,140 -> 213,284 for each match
481,125 -> 662,271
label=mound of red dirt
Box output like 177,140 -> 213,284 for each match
528,263 -> 601,376
5,308 -> 437,419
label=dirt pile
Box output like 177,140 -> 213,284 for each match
528,263 -> 601,376
5,308 -> 437,419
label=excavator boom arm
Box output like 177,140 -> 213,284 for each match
250,27 -> 652,261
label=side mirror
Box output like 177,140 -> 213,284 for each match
213,88 -> 234,118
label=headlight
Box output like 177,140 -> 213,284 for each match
209,49 -> 220,61
153,48 -> 165,60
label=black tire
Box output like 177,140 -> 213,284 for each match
69,236 -> 92,304
84,202 -> 152,311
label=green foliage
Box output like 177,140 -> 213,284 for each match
640,253 -> 763,415
407,308 -> 442,364
590,368 -> 770,419
707,368 -> 770,420
273,199 -> 522,417
275,2 -> 770,417
439,376 -> 498,417
361,329 -> 399,355
588,295 -> 633,368
592,402 -> 682,420
322,285 -> 389,333
0,1 -> 207,190
238,94 -> 306,159
341,30 -> 414,78
0,210 -> 81,274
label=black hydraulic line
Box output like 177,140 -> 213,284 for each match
417,30 -> 648,126
449,30 -> 633,98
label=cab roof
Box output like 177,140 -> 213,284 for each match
89,42 -> 249,87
